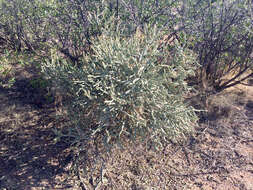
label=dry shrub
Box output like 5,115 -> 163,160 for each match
42,21 -> 198,153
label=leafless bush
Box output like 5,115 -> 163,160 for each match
181,0 -> 253,92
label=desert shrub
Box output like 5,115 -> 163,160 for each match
103,0 -> 181,30
0,0 -> 26,51
0,0 -> 51,52
180,0 -> 253,92
42,20 -> 198,150
42,0 -> 182,62
0,0 -> 89,58
1,0 -> 251,93
0,0 -> 182,60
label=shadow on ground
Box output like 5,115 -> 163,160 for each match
245,100 -> 253,121
0,74 -> 75,189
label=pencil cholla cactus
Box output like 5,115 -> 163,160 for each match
42,21 -> 198,148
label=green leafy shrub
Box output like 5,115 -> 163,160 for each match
42,21 -> 198,149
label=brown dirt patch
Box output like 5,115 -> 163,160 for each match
0,63 -> 79,189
